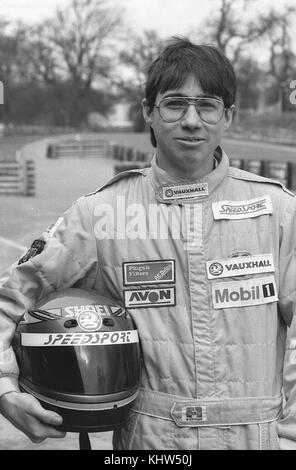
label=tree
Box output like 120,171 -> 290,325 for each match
0,19 -> 31,122
197,0 -> 277,64
50,0 -> 123,90
235,57 -> 266,111
194,0 -> 289,120
20,0 -> 124,126
18,23 -> 59,86
116,30 -> 164,131
265,6 -> 296,112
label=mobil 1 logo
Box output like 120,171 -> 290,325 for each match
212,275 -> 278,309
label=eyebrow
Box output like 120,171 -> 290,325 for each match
161,92 -> 220,99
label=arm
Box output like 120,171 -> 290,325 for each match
276,197 -> 296,449
0,196 -> 97,442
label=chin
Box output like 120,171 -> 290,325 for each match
179,152 -> 205,165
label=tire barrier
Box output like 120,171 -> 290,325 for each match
109,143 -> 151,163
46,136 -> 296,190
24,160 -> 36,196
110,144 -> 152,175
47,138 -> 109,159
0,159 -> 35,196
229,158 -> 296,191
113,152 -> 296,189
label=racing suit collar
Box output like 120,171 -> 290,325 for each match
150,146 -> 229,204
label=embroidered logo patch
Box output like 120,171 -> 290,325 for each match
181,406 -> 207,423
18,239 -> 46,265
212,275 -> 278,309
124,287 -> 176,308
123,260 -> 175,286
206,254 -> 275,279
212,195 -> 273,220
162,183 -> 208,200
46,217 -> 64,237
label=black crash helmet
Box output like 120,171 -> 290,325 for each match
13,288 -> 141,433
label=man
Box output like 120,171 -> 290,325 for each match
0,37 -> 296,450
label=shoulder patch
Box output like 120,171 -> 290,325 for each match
18,239 -> 46,265
85,167 -> 149,197
228,166 -> 295,197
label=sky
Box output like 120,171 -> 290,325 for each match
0,0 -> 295,39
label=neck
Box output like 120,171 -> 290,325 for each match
155,153 -> 215,180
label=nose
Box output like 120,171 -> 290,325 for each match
181,103 -> 203,128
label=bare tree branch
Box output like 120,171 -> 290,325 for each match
24,0 -> 123,91
198,0 -> 281,65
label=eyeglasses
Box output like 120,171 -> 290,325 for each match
154,96 -> 226,124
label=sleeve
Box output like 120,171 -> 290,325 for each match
276,196 -> 296,447
0,196 -> 98,397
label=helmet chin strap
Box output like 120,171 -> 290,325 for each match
79,432 -> 92,450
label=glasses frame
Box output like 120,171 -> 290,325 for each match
154,96 -> 226,124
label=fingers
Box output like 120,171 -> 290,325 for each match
24,396 -> 66,441
25,396 -> 66,441
27,397 -> 63,427
41,425 -> 67,440
1,391 -> 67,443
28,424 -> 66,443
21,414 -> 66,443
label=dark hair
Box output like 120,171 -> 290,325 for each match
145,37 -> 236,147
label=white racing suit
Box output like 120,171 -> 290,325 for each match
1,148 -> 296,450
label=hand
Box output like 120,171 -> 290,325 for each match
0,391 -> 66,443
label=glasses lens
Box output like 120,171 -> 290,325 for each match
158,97 -> 224,123
197,99 -> 224,123
159,98 -> 188,122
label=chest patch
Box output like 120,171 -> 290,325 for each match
162,182 -> 208,200
212,195 -> 273,220
124,287 -> 176,308
123,260 -> 175,286
206,254 -> 275,279
212,275 -> 278,309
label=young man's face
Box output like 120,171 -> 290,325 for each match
143,74 -> 234,179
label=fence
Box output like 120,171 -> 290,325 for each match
4,124 -> 78,137
0,158 -> 35,196
47,139 -> 110,159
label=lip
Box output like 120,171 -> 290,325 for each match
175,137 -> 206,146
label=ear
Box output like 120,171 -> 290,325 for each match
223,104 -> 235,131
142,99 -> 154,127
